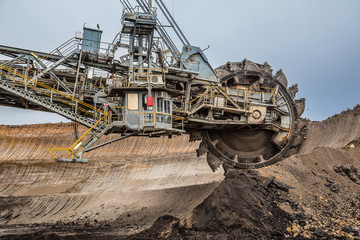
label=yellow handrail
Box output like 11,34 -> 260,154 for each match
190,87 -> 210,104
69,112 -> 110,149
0,72 -> 95,117
0,65 -> 106,116
49,148 -> 75,160
153,106 -> 156,127
113,106 -> 184,119
49,112 -> 111,160
204,86 -> 276,100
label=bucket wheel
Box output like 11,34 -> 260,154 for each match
199,61 -> 298,170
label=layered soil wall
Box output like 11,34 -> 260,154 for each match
0,105 -> 359,239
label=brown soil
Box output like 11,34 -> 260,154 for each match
0,105 -> 359,239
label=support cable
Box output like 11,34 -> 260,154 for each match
155,0 -> 190,46
136,0 -> 180,56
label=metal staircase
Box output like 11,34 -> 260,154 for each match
0,64 -> 105,129
0,64 -> 116,162
31,38 -> 81,94
50,113 -> 113,163
0,79 -> 97,129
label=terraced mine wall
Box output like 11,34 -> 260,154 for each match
0,105 -> 359,239
0,125 -> 224,237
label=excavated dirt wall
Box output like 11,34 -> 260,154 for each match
0,105 -> 359,239
0,124 -> 224,238
300,106 -> 360,153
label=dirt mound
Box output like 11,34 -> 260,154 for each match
128,105 -> 360,239
334,165 -> 360,184
126,171 -> 296,240
178,171 -> 292,239
125,173 -> 292,239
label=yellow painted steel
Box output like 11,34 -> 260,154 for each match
189,87 -> 210,103
0,72 -> 95,117
190,86 -> 276,107
1,55 -> 118,161
30,52 -> 39,58
49,112 -> 111,160
0,65 -> 106,116
142,107 -> 145,125
112,106 -> 184,126
50,148 -> 75,160
153,106 -> 156,127
69,112 -> 110,149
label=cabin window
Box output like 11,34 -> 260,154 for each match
164,100 -> 170,113
157,99 -> 163,112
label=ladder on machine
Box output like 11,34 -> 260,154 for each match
0,64 -> 115,162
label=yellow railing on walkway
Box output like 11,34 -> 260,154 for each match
112,106 -> 184,125
0,64 -> 106,117
49,112 -> 111,160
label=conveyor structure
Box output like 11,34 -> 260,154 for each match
0,0 -> 305,170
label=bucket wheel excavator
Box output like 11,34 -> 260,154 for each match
0,0 -> 305,170
197,61 -> 303,170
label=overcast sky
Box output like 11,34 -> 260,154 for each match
0,0 -> 359,124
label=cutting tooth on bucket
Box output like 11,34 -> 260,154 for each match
196,142 -> 208,157
207,152 -> 223,172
